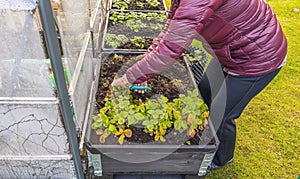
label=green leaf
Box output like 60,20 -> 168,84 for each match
120,111 -> 128,117
128,115 -> 137,125
174,121 -> 179,130
134,113 -> 144,120
91,122 -> 102,129
92,115 -> 101,122
118,118 -> 125,125
108,124 -> 117,133
142,120 -> 153,130
103,117 -> 110,127
174,110 -> 181,120
180,120 -> 188,130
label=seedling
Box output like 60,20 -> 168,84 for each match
136,2 -> 144,8
104,33 -> 128,48
126,19 -> 146,32
130,36 -> 146,48
146,0 -> 160,8
112,1 -> 128,10
149,23 -> 164,30
109,11 -> 127,24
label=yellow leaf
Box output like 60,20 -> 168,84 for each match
118,134 -> 125,144
114,130 -> 122,136
115,128 -> 124,136
198,125 -> 204,130
160,130 -> 166,136
203,111 -> 209,118
187,114 -> 196,125
96,129 -> 104,135
99,135 -> 106,144
202,118 -> 208,128
159,136 -> 166,142
154,134 -> 159,141
188,129 -> 196,138
102,131 -> 109,137
124,129 -> 132,138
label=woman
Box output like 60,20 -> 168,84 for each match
112,0 -> 287,170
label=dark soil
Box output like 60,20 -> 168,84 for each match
93,53 -> 212,145
119,37 -> 153,50
111,0 -> 166,11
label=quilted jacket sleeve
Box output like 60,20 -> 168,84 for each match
125,0 -> 223,84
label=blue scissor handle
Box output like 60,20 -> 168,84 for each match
130,84 -> 152,91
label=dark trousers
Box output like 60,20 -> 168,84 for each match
198,59 -> 281,166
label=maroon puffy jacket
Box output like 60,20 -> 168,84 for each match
126,0 -> 287,83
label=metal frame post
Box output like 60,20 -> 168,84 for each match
37,0 -> 84,178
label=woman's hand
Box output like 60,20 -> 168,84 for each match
111,74 -> 130,87
111,75 -> 150,94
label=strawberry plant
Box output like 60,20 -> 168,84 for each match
92,85 -> 208,144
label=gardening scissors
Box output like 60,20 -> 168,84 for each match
130,84 -> 152,91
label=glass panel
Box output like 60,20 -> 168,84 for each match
0,159 -> 75,178
57,1 -> 90,77
0,10 -> 54,97
90,0 -> 102,50
0,103 -> 68,156
72,44 -> 94,129
0,0 -> 36,11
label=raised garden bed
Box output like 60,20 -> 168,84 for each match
102,10 -> 166,51
85,52 -> 219,176
110,0 -> 167,11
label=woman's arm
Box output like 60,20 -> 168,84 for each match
125,0 -> 223,84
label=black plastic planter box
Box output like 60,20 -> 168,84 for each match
86,52 -> 219,177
